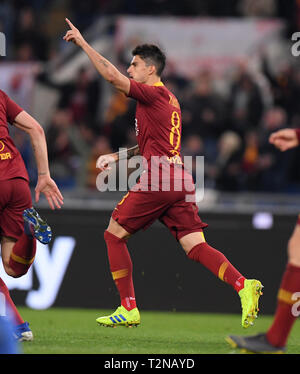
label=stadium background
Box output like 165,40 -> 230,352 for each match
0,0 -> 300,317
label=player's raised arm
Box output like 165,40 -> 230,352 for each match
63,18 -> 130,94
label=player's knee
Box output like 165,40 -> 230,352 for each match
105,219 -> 131,240
287,235 -> 300,265
2,262 -> 24,278
104,229 -> 129,242
179,231 -> 206,255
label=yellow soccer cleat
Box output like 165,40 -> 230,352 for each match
96,306 -> 140,328
239,279 -> 263,328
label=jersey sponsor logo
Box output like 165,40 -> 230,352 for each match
0,140 -> 11,160
166,154 -> 183,165
167,150 -> 183,165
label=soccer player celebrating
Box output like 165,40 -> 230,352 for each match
64,19 -> 263,328
227,128 -> 300,353
0,89 -> 63,341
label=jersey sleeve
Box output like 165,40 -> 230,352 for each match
295,129 -> 300,144
127,79 -> 160,104
3,91 -> 24,124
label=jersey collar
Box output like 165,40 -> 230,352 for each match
153,81 -> 164,87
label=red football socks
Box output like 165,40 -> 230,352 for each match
8,232 -> 36,277
0,277 -> 24,325
266,263 -> 300,348
104,230 -> 137,311
187,242 -> 245,292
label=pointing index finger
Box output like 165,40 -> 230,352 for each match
65,18 -> 76,30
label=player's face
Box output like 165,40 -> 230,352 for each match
127,55 -> 153,83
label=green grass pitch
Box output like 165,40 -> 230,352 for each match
16,307 -> 300,354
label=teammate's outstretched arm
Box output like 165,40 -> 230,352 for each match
63,18 -> 130,94
13,111 -> 64,210
269,128 -> 300,151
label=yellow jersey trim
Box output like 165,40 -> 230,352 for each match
153,81 -> 164,87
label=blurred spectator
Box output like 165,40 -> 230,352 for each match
86,135 -> 112,189
238,0 -> 277,17
256,107 -> 293,192
241,129 -> 260,175
67,123 -> 97,188
240,129 -> 260,190
181,134 -> 204,182
69,0 -> 109,29
46,109 -> 78,188
262,59 -> 295,119
66,68 -> 101,127
104,92 -> 136,151
182,70 -> 226,162
213,131 -> 244,191
263,57 -> 300,128
38,67 -> 102,131
2,1 -> 300,193
227,68 -> 264,137
13,7 -> 49,61
164,61 -> 190,103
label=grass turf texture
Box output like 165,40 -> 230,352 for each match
17,307 -> 300,354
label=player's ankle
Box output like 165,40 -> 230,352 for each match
234,276 -> 246,293
121,297 -> 137,311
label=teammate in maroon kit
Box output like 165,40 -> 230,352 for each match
64,19 -> 263,328
227,128 -> 300,353
0,89 -> 63,341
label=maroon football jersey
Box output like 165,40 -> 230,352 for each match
0,90 -> 29,182
128,79 -> 182,161
128,79 -> 192,188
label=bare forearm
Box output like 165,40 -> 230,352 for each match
13,111 -> 50,175
113,145 -> 140,162
81,41 -> 129,93
29,128 -> 50,176
63,18 -> 130,93
82,41 -> 117,83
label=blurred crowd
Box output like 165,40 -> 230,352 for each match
1,0 -> 299,62
1,0 -> 300,193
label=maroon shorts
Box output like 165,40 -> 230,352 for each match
111,187 -> 208,241
0,178 -> 32,240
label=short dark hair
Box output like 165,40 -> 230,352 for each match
132,44 -> 166,77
